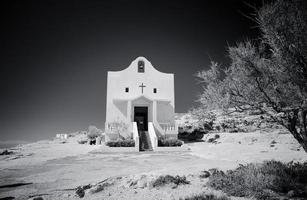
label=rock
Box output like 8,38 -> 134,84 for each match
89,181 -> 113,194
129,180 -> 137,188
0,150 -> 14,155
81,184 -> 91,190
75,186 -> 85,198
271,140 -> 277,144
2,197 -> 14,200
33,197 -> 44,200
170,183 -> 178,189
287,189 -> 307,198
199,170 -> 210,178
137,178 -> 147,188
287,190 -> 295,197
61,193 -> 70,198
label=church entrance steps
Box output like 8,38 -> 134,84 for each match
139,131 -> 153,151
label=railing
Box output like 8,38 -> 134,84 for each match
159,123 -> 177,131
158,122 -> 178,139
148,122 -> 158,150
106,123 -> 116,131
132,122 -> 139,151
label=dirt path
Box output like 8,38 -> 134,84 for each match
1,131 -> 306,199
0,149 -> 239,199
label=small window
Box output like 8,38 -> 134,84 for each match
125,87 -> 129,93
138,60 -> 145,73
153,88 -> 157,93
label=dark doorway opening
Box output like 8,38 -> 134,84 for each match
134,106 -> 148,131
134,106 -> 152,151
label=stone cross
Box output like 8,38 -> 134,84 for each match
139,83 -> 146,94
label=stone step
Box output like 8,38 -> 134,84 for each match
139,131 -> 153,151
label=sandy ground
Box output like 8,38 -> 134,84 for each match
0,130 -> 306,200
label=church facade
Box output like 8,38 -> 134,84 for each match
105,57 -> 177,150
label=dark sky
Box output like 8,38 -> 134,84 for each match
0,0 -> 262,142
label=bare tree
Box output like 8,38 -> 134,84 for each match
196,0 -> 307,152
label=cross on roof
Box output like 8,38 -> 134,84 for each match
139,83 -> 146,94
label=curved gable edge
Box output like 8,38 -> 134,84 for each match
107,56 -> 174,76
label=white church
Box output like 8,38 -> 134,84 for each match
105,57 -> 178,151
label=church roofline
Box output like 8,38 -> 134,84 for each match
107,56 -> 174,75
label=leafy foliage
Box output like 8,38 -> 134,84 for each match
87,125 -> 103,140
207,161 -> 307,200
195,0 -> 307,151
189,109 -> 217,131
158,138 -> 183,147
178,128 -> 206,141
106,139 -> 135,147
108,121 -> 131,139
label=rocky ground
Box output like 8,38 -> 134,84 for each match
0,130 -> 306,200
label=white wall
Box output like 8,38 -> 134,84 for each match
105,56 -> 175,127
157,101 -> 174,123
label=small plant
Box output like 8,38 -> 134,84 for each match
87,125 -> 102,140
207,138 -> 215,143
207,134 -> 220,143
178,128 -> 207,141
108,121 -> 131,139
199,170 -> 210,178
152,175 -> 190,188
158,138 -> 183,147
106,139 -> 135,147
180,193 -> 230,200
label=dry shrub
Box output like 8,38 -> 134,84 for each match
180,193 -> 230,200
106,139 -> 135,147
158,138 -> 183,147
152,175 -> 189,188
207,160 -> 307,200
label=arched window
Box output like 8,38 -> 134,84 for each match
138,60 -> 145,73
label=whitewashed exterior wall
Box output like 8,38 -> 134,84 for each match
105,56 -> 176,139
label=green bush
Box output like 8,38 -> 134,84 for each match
87,131 -> 101,140
106,139 -> 135,147
178,128 -> 207,141
180,193 -> 230,200
207,160 -> 307,200
152,175 -> 190,188
158,138 -> 183,147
